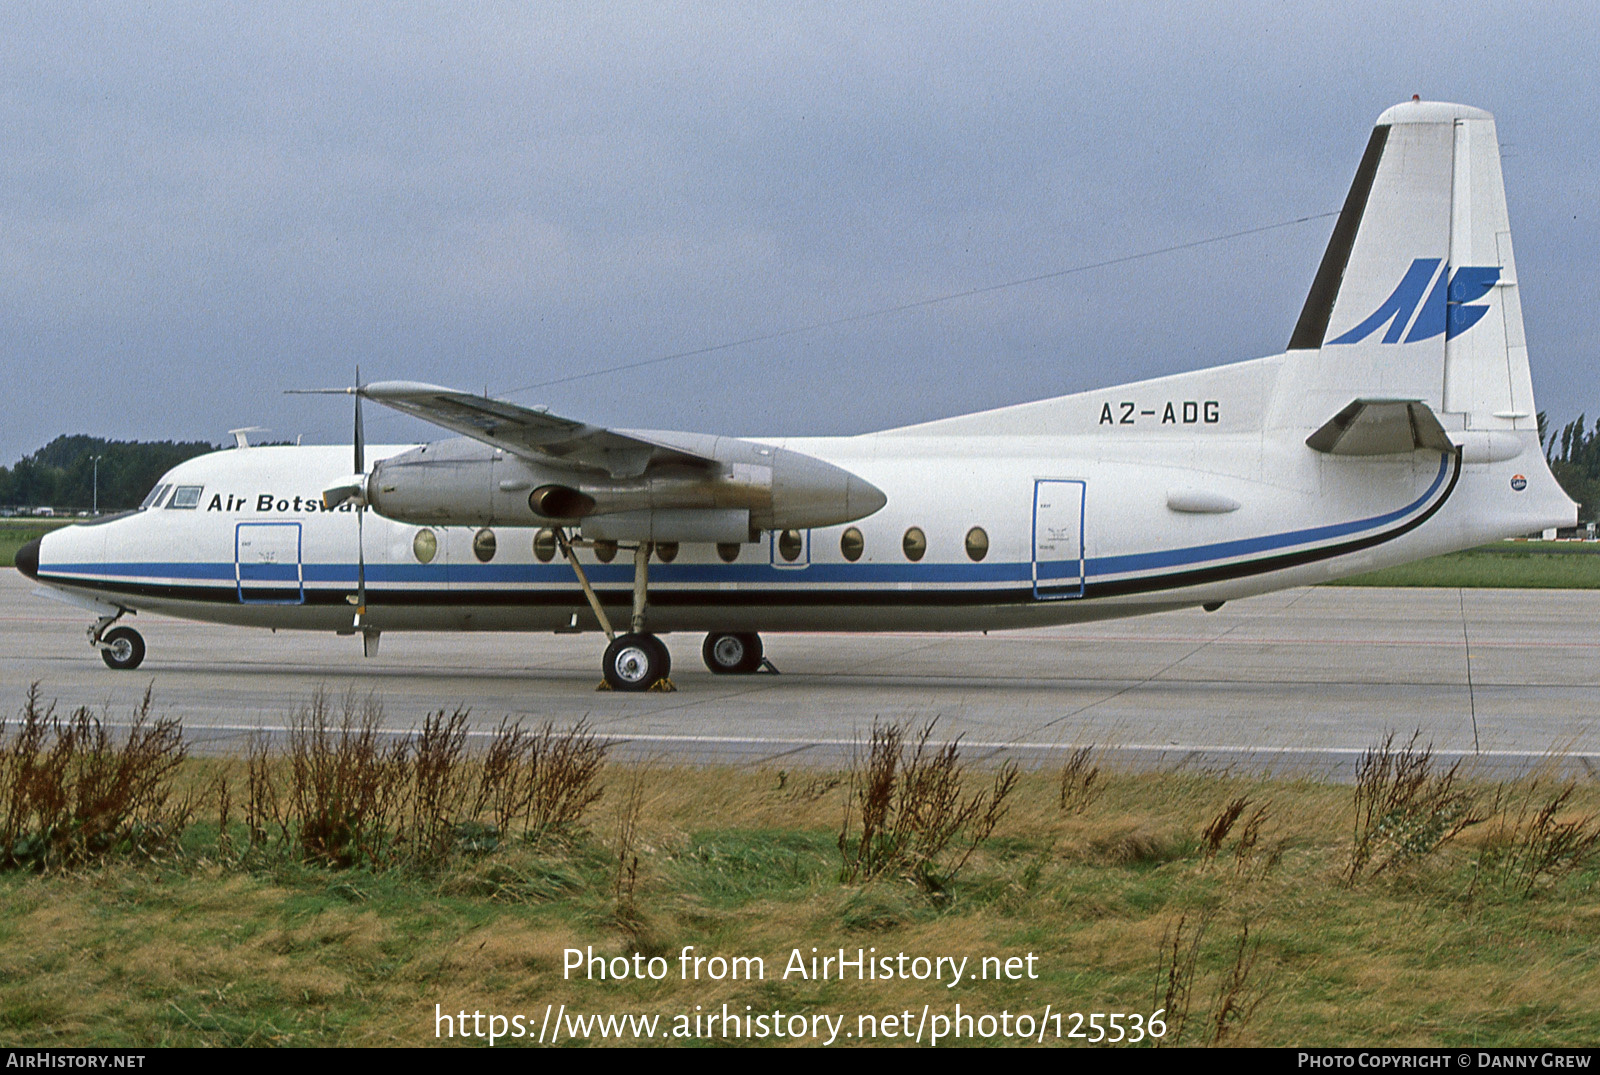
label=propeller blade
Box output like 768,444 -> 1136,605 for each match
354,364 -> 365,477
352,368 -> 367,631
354,505 -> 366,629
322,480 -> 364,510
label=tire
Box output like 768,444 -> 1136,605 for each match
702,631 -> 763,675
100,626 -> 146,670
603,632 -> 670,691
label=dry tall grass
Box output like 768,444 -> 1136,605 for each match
0,683 -> 191,869
3,740 -> 1599,1047
1057,745 -> 1102,815
240,688 -> 610,870
1475,778 -> 1600,897
6,690 -> 1600,1047
1153,911 -> 1269,1046
1346,730 -> 1487,881
837,720 -> 1019,889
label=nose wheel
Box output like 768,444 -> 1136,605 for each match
99,626 -> 146,670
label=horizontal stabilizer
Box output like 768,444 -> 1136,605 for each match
1305,399 -> 1455,456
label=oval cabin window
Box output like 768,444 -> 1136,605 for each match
473,528 -> 497,563
964,527 -> 989,562
902,527 -> 927,562
413,529 -> 437,564
533,528 -> 557,563
778,529 -> 804,562
840,527 -> 864,562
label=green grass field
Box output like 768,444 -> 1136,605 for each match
0,519 -> 71,567
2,750 -> 1597,1047
1330,541 -> 1600,588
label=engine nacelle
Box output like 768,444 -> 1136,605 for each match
366,434 -> 886,539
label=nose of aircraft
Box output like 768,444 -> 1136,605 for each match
15,536 -> 41,580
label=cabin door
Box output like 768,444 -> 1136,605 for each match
1032,479 -> 1085,600
236,522 -> 304,604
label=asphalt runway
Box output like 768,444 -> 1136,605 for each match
4,569 -> 1598,778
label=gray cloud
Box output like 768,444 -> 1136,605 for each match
2,2 -> 1596,461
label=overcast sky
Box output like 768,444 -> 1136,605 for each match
2,2 -> 1596,463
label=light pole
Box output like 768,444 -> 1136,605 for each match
91,455 -> 102,515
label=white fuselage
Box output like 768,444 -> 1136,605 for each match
27,349 -> 1573,638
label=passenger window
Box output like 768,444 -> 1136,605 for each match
413,529 -> 438,564
778,529 -> 804,562
139,484 -> 171,510
533,528 -> 557,563
965,527 -> 989,562
655,542 -> 679,563
902,527 -> 927,562
840,527 -> 864,562
593,540 -> 618,564
716,542 -> 741,563
168,485 -> 203,509
473,528 -> 497,562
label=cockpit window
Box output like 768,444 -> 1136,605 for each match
167,485 -> 204,509
139,484 -> 171,510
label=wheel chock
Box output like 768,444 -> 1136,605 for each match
595,677 -> 676,692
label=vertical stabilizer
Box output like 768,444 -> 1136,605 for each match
1278,101 -> 1535,434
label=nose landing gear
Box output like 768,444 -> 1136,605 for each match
90,611 -> 145,670
100,627 -> 146,670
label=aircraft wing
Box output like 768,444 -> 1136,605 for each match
360,381 -> 716,478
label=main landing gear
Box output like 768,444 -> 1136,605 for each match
702,631 -> 764,675
603,633 -> 672,691
553,531 -> 775,690
555,530 -> 676,692
91,611 -> 145,670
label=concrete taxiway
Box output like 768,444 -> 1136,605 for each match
3,569 -> 1597,777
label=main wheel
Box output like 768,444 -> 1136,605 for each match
100,626 -> 146,670
702,631 -> 763,675
603,632 -> 670,691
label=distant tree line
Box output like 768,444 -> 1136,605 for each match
1544,413 -> 1600,523
0,436 -> 219,513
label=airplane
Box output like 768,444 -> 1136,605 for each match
16,99 -> 1577,691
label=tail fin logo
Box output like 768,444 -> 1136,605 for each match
1327,258 -> 1500,346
